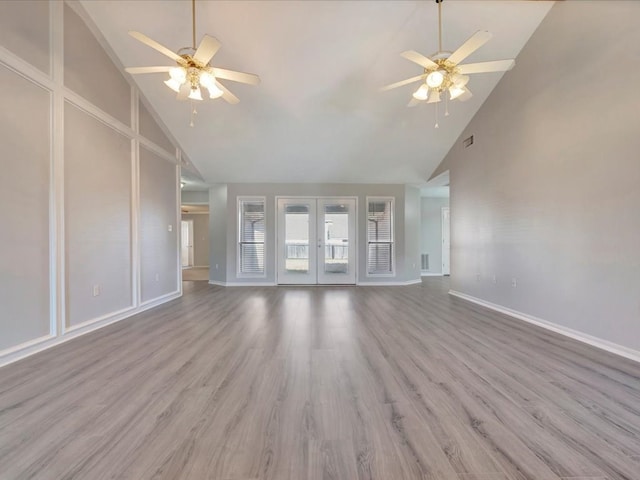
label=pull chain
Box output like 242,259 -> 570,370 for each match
435,101 -> 439,129
445,94 -> 450,116
189,100 -> 198,127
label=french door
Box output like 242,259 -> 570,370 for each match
277,197 -> 356,285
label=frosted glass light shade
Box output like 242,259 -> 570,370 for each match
426,70 -> 445,88
164,78 -> 183,93
449,85 -> 465,100
199,71 -> 215,89
412,84 -> 429,100
206,83 -> 224,99
169,66 -> 187,82
188,87 -> 203,101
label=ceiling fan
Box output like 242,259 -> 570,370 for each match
382,0 -> 515,122
124,0 -> 259,109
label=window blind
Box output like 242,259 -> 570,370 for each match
367,199 -> 393,275
239,200 -> 265,275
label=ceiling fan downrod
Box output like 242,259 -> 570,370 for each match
192,0 -> 196,50
436,0 -> 443,54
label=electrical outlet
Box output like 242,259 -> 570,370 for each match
168,224 -> 173,232
492,275 -> 497,284
155,273 -> 160,282
215,264 -> 219,270
92,284 -> 100,297
476,274 -> 480,282
511,277 -> 517,288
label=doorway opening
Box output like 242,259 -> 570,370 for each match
181,219 -> 194,267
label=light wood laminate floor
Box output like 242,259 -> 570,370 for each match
1,278 -> 639,480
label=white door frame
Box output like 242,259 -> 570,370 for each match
275,196 -> 358,285
181,219 -> 194,267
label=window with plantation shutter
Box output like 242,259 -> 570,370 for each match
238,197 -> 266,276
367,197 -> 394,276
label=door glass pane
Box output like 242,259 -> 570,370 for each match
285,204 -> 309,274
323,204 -> 349,274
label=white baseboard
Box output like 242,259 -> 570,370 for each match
0,291 -> 182,369
357,279 -> 422,286
209,280 -> 422,287
449,290 -> 640,364
421,272 -> 443,277
209,280 -> 276,287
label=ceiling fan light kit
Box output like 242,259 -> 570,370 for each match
382,0 -> 516,127
125,0 -> 260,126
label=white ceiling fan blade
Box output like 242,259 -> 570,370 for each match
193,34 -> 221,65
400,50 -> 438,70
125,66 -> 172,74
407,98 -> 422,107
129,31 -> 183,63
457,59 -> 515,75
381,74 -> 426,92
210,67 -> 260,86
215,81 -> 240,104
447,31 -> 493,65
176,82 -> 190,101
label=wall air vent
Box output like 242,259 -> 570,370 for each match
421,254 -> 429,270
463,135 -> 474,148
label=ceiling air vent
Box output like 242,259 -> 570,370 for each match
463,135 -> 474,148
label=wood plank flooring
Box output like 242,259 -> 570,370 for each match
0,277 -> 638,480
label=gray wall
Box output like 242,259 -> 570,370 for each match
404,185 -> 422,280
0,65 -> 51,350
209,183 -> 421,284
438,1 -> 640,353
0,1 -> 181,363
420,197 -> 450,275
209,185 -> 228,283
140,148 -> 179,302
65,103 -> 133,326
181,190 -> 209,204
182,214 -> 210,267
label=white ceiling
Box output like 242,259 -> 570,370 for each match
80,0 -> 553,186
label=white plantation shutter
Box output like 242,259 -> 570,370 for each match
367,198 -> 394,275
238,199 -> 265,275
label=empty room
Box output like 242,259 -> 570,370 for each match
1,1 -> 638,479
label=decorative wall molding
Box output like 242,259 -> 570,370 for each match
421,272 -> 443,277
449,290 -> 640,364
0,292 -> 181,369
0,0 -> 186,367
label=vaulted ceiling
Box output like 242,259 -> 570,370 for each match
81,0 -> 553,186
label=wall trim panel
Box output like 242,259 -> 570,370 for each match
0,292 -> 181,368
449,290 -> 640,364
0,0 -> 187,367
